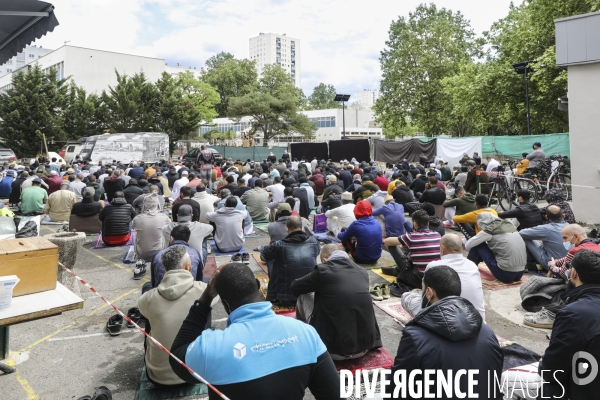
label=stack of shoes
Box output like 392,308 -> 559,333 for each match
523,307 -> 556,329
133,260 -> 146,280
106,315 -> 123,336
126,307 -> 141,328
77,386 -> 113,400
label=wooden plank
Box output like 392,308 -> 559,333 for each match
0,283 -> 83,326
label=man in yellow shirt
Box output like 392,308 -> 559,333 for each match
453,194 -> 498,238
515,153 -> 529,176
387,173 -> 405,195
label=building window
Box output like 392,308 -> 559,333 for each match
6,69 -> 12,72
29,54 -> 35,58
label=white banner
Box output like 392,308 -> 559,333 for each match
436,137 -> 482,168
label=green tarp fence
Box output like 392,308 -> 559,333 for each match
481,132 -> 570,158
210,145 -> 287,162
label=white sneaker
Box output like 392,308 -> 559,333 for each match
523,307 -> 555,329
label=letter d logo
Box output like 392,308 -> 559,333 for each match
572,351 -> 598,385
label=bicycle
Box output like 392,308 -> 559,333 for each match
515,155 -> 569,202
487,173 -> 516,211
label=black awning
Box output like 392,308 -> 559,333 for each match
0,0 -> 59,65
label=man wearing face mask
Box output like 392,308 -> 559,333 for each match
386,266 -> 503,398
170,263 -> 340,399
526,141 -> 545,169
547,224 -> 600,280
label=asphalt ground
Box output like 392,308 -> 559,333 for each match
1,208 -> 553,400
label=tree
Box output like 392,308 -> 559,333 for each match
201,52 -> 258,117
155,72 -> 219,154
63,83 -> 108,139
306,83 -> 339,110
101,71 -> 157,133
375,3 -> 482,137
0,65 -> 69,157
228,65 -> 315,144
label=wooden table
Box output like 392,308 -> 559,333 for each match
0,283 -> 84,370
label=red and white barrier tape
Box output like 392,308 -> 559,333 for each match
58,261 -> 231,400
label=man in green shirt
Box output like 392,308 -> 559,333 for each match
20,178 -> 48,214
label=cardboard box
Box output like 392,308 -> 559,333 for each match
0,237 -> 58,297
0,275 -> 20,309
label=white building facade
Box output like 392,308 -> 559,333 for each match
249,32 -> 300,87
0,45 -> 52,78
0,45 -> 200,94
356,89 -> 380,108
199,108 -> 382,146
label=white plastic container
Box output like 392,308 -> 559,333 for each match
0,275 -> 20,309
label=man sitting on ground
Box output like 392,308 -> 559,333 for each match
205,196 -> 247,253
466,212 -> 526,283
442,186 -> 476,225
241,179 -> 269,221
498,189 -> 544,230
172,186 -> 200,222
191,183 -> 219,224
151,225 -> 202,287
44,181 -> 77,222
138,245 -> 217,387
163,204 -> 213,262
419,176 -> 446,205
291,244 -> 382,360
267,203 -> 312,243
261,215 -> 320,306
325,192 -> 355,236
170,263 -> 339,399
132,193 -> 170,261
71,186 -> 104,217
372,195 -> 408,238
382,209 -> 441,289
519,205 -> 568,272
337,200 -> 382,264
401,234 -> 485,320
98,191 -> 136,246
387,266 -> 503,398
547,224 -> 600,279
452,194 -> 498,238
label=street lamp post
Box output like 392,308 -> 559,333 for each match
512,61 -> 535,135
334,94 -> 351,139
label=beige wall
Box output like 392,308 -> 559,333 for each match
568,62 -> 600,224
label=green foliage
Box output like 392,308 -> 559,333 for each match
228,64 -> 315,143
306,83 -> 339,110
63,83 -> 108,139
0,65 -> 69,157
375,3 -> 481,138
201,52 -> 258,117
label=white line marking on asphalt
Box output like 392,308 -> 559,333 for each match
48,330 -> 137,341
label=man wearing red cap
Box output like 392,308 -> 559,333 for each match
337,200 -> 382,264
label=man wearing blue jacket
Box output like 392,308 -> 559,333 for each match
170,263 -> 340,400
519,205 -> 568,271
338,200 -> 383,264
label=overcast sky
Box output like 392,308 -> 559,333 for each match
33,0 -> 517,100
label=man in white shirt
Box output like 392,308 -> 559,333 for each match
266,176 -> 285,204
324,192 -> 356,236
486,156 -> 500,173
171,170 -> 189,201
401,233 -> 486,321
69,174 -> 87,201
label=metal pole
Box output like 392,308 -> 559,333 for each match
525,68 -> 531,135
342,101 -> 346,139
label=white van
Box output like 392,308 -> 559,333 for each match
61,141 -> 83,163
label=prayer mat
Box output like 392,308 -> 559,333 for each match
369,268 -> 396,283
244,233 -> 261,238
478,262 -> 528,290
252,218 -> 269,224
93,230 -> 136,249
252,253 -> 269,274
255,274 -> 296,313
254,223 -> 269,233
373,300 -> 413,327
353,256 -> 396,271
314,231 -> 341,244
134,365 -> 207,400
122,245 -> 136,264
203,256 -> 217,278
334,348 -> 395,374
208,241 -> 246,257
496,336 -> 542,372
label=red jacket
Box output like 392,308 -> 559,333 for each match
373,176 -> 389,191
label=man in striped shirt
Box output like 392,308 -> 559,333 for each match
383,209 -> 441,289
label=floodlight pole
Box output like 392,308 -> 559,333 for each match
524,68 -> 531,136
342,100 -> 346,139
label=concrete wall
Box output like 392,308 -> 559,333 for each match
568,62 -> 600,224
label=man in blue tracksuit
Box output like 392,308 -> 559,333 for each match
170,263 -> 340,399
337,200 -> 383,264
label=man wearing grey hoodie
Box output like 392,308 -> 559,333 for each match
465,212 -> 527,283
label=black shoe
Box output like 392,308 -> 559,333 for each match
231,253 -> 242,262
242,253 -> 250,264
389,282 -> 411,298
381,266 -> 400,277
133,260 -> 146,280
106,315 -> 123,336
126,307 -> 141,328
91,386 -> 113,400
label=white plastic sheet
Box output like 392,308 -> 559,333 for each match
436,137 -> 482,168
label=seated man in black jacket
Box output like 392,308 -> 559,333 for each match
71,187 -> 103,217
291,244 -> 382,360
419,177 -> 446,205
498,189 -> 544,231
98,191 -> 136,245
387,265 -> 503,398
170,263 -> 340,400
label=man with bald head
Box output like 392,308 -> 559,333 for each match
291,244 -> 382,360
401,233 -> 485,320
547,224 -> 600,279
519,205 -> 569,272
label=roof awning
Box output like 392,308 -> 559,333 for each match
0,0 -> 59,65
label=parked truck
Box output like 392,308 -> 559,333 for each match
76,133 -> 169,164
